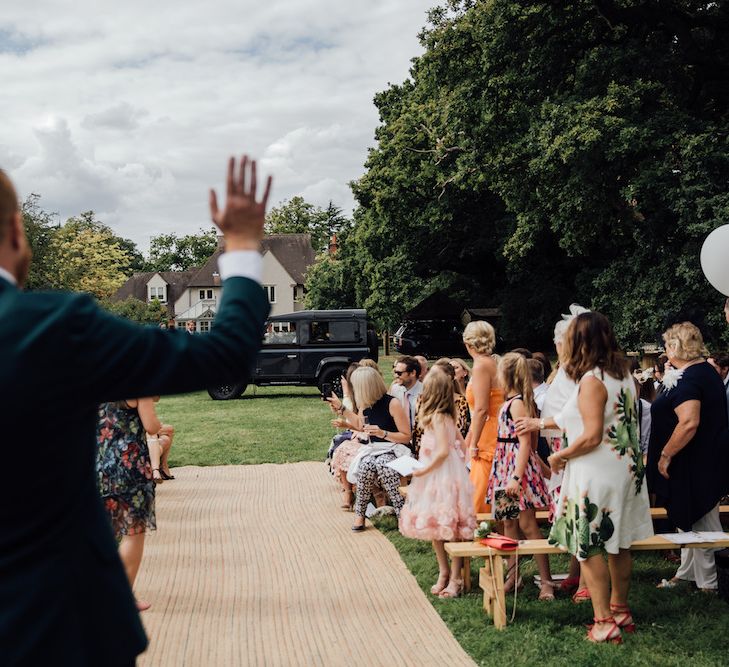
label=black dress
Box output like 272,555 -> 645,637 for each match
363,394 -> 397,442
647,362 -> 729,530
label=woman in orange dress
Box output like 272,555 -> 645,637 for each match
463,321 -> 503,514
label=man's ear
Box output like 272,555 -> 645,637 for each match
9,210 -> 24,249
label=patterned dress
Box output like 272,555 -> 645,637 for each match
549,369 -> 653,560
486,395 -> 552,514
96,402 -> 156,538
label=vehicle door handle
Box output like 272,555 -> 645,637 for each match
287,354 -> 297,359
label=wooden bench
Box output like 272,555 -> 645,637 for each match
445,534 -> 729,629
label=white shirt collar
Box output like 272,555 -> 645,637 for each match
0,266 -> 17,286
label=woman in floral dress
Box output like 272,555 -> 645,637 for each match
545,313 -> 652,643
97,398 -> 162,610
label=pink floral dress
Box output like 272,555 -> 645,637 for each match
486,395 -> 552,513
399,417 -> 476,541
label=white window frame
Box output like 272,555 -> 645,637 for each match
264,285 -> 276,303
149,285 -> 167,303
199,289 -> 205,301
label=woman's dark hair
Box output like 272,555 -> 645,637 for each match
639,379 -> 656,403
532,351 -> 552,381
655,354 -> 668,374
563,312 -> 629,381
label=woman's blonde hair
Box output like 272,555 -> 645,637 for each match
417,366 -> 456,429
463,320 -> 496,355
432,358 -> 462,395
350,366 -> 387,410
358,358 -> 384,380
663,322 -> 707,362
498,352 -> 537,417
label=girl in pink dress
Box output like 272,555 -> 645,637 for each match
399,367 -> 477,599
486,353 -> 555,600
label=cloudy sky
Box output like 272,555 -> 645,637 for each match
0,1 -> 431,249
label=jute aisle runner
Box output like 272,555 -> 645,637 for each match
137,463 -> 476,667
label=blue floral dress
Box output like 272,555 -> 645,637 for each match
96,402 -> 156,538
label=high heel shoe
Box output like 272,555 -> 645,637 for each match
152,469 -> 163,485
586,617 -> 622,644
439,579 -> 463,599
160,468 -> 175,480
610,604 -> 635,633
572,587 -> 591,603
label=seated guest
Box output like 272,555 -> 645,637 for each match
707,350 -> 729,417
415,355 -> 429,382
359,357 -> 384,378
649,322 -> 729,592
346,367 -> 412,531
389,355 -> 423,429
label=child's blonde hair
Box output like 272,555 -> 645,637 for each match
499,352 -> 537,417
417,366 -> 456,429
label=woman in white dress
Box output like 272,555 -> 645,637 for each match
541,313 -> 652,643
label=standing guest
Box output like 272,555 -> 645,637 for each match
0,157 -> 271,665
97,398 -> 163,610
515,304 -> 589,599
532,351 -> 553,386
545,313 -> 652,643
415,355 -> 429,382
510,347 -> 532,358
487,353 -> 555,600
649,323 -> 729,592
390,355 -> 424,430
399,367 -> 476,599
186,320 -> 196,334
636,369 -> 656,457
450,357 -> 471,394
654,353 -> 669,392
432,359 -> 470,437
345,367 -> 412,530
707,350 -> 729,417
528,358 -> 548,412
463,321 -> 503,514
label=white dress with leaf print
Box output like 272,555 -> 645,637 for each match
548,368 -> 653,560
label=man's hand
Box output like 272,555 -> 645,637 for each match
209,155 -> 272,251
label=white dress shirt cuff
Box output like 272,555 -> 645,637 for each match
217,250 -> 262,284
0,266 -> 17,285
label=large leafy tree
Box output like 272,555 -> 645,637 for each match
145,228 -> 218,272
102,296 -> 167,324
22,194 -> 59,291
345,0 -> 729,347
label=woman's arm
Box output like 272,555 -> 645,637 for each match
657,400 -> 700,479
505,399 -> 533,496
136,397 -> 163,435
413,416 -> 450,476
547,376 -> 606,472
465,359 -> 493,457
514,415 -> 559,435
326,393 -> 363,430
365,398 -> 411,444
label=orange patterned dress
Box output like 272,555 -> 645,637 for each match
466,383 -> 504,514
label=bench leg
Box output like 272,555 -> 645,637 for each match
491,555 -> 506,630
462,557 -> 471,592
480,565 -> 494,618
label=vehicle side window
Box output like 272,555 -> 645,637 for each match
263,321 -> 298,346
309,320 -> 360,344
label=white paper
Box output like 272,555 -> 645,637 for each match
547,470 -> 563,493
365,502 -> 378,518
385,455 -> 424,477
659,531 -> 729,545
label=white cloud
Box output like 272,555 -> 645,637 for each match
0,1 -> 430,249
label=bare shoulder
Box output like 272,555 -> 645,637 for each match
509,397 -> 526,417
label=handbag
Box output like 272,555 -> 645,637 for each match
479,533 -> 519,551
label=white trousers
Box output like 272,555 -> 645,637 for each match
675,504 -> 721,589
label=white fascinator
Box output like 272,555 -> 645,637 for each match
553,303 -> 591,345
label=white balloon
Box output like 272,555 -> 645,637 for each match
700,224 -> 729,296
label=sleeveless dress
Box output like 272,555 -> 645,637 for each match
466,382 -> 504,514
486,395 -> 552,512
96,402 -> 156,538
399,417 -> 476,541
548,369 -> 653,560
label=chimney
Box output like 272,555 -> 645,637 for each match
328,233 -> 338,256
212,271 -> 221,286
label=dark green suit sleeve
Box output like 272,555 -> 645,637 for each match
69,276 -> 270,402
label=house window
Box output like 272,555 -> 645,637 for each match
263,285 -> 276,303
199,320 -> 211,333
199,289 -> 205,300
176,321 -> 187,330
149,286 -> 166,303
207,289 -> 213,300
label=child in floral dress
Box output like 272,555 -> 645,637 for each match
486,353 -> 555,600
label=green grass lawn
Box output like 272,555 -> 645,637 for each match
155,356 -> 729,666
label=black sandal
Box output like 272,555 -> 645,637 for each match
160,468 -> 175,480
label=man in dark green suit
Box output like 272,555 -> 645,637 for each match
0,157 -> 272,666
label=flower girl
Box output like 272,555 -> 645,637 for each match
399,367 -> 476,598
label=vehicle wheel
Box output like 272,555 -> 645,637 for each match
208,382 -> 248,400
317,366 -> 345,397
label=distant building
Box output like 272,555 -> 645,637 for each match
112,234 -> 316,331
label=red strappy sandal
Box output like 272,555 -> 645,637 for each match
572,587 -> 591,604
586,616 -> 622,644
610,604 -> 635,633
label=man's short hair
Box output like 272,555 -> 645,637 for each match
527,358 -> 544,384
396,355 -> 420,376
709,351 -> 729,369
0,169 -> 19,244
510,347 -> 532,359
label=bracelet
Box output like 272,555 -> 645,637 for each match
383,430 -> 388,439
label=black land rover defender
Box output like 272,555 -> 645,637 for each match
208,309 -> 379,400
